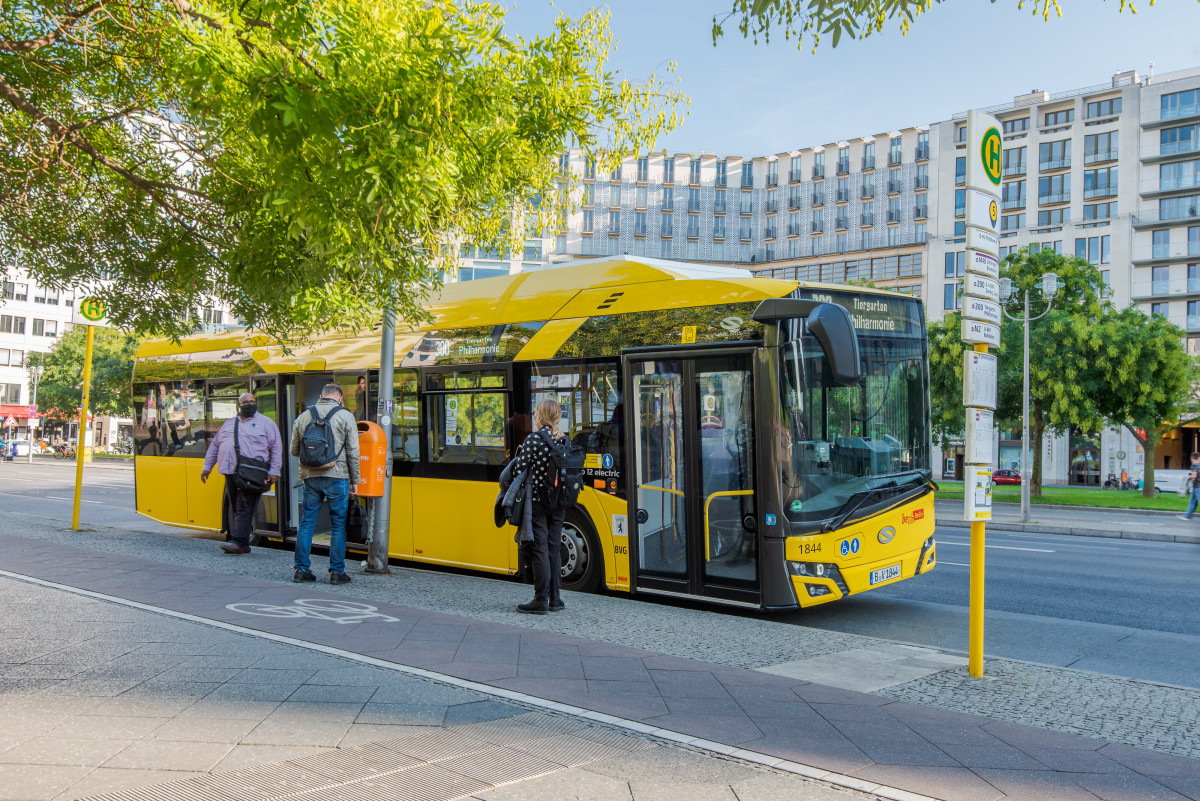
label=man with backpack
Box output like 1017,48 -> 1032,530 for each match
290,383 -> 360,584
512,398 -> 584,614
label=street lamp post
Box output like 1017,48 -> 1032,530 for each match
998,272 -> 1060,523
27,363 -> 43,464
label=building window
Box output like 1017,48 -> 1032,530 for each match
555,234 -> 566,254
634,211 -> 647,236
608,210 -> 620,232
944,251 -> 965,278
662,157 -> 674,184
1002,117 -> 1029,134
1086,97 -> 1121,119
1084,167 -> 1118,199
739,217 -> 752,240
1153,229 -> 1170,258
740,190 -> 753,215
1037,208 -> 1068,227
943,283 -> 959,310
888,197 -> 901,223
582,184 -> 594,206
1084,131 -> 1119,164
714,188 -> 726,214
1083,201 -> 1117,221
661,212 -> 673,237
1039,139 -> 1071,170
636,157 -> 648,182
1159,193 -> 1200,222
1044,108 -> 1074,127
688,188 -> 701,213
862,199 -> 874,225
634,238 -> 646,257
581,235 -> 592,255
1160,124 -> 1199,157
812,208 -> 823,232
837,177 -> 849,202
713,217 -> 725,239
888,168 -> 901,194
955,156 -> 965,185
1001,213 -> 1025,232
1162,89 -> 1200,121
582,209 -> 593,233
889,136 -> 902,165
862,141 -> 875,170
740,243 -> 751,262
914,223 -> 927,242
610,163 -> 622,181
887,226 -> 900,246
610,185 -> 621,207
915,164 -> 928,190
955,188 -> 966,216
1003,146 -> 1027,176
662,186 -> 674,211
1002,180 -> 1026,209
862,229 -> 873,250
687,215 -> 700,238
1074,235 -> 1111,264
716,159 -> 727,187
1152,303 -> 1167,318
916,131 -> 929,160
689,158 -> 701,185
636,185 -> 647,208
583,158 -> 595,180
738,161 -> 752,188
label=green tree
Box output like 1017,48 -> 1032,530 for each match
1,2 -> 683,342
29,328 -> 139,429
713,0 -> 1167,51
927,247 -> 1108,497
1087,307 -> 1193,497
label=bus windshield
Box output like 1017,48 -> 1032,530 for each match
780,292 -> 931,525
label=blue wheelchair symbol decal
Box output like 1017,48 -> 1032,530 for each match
601,453 -> 614,469
839,540 -> 850,556
765,514 -> 776,526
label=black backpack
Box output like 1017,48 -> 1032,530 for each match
535,429 -> 586,509
298,403 -> 349,468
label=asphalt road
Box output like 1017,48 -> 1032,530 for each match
784,520 -> 1200,688
4,460 -> 1198,688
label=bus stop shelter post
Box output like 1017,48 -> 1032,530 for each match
366,306 -> 394,574
71,325 -> 95,531
968,341 -> 988,679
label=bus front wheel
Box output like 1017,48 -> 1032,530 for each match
560,511 -> 603,594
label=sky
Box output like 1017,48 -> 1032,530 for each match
499,1 -> 1200,156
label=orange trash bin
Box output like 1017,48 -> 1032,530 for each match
356,421 -> 387,498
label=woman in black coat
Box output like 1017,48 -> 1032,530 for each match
514,398 -> 569,614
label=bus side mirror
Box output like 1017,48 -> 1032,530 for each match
806,303 -> 861,386
751,298 -> 862,387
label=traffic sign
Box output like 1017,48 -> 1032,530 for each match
964,274 -> 1000,302
966,249 -> 1000,280
963,297 -> 1002,326
72,296 -> 112,328
3,416 -> 14,427
28,404 -> 37,413
967,227 -> 1000,258
966,110 -> 1003,191
962,319 -> 1001,347
966,189 -> 1000,234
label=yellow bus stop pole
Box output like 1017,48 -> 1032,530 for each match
968,341 -> 988,678
71,324 -> 95,531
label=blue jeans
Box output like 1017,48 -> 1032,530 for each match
295,476 -> 350,575
1186,487 -> 1200,518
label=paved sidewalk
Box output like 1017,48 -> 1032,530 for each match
0,576 -> 853,801
935,500 -> 1200,543
3,535 -> 1199,801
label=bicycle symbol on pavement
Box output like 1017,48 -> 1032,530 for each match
225,599 -> 400,624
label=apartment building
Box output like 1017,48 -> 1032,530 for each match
450,64 -> 1200,486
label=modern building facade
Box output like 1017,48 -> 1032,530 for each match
455,64 -> 1200,486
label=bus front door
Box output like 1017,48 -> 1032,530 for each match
626,351 -> 760,607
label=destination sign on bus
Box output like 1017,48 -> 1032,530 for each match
800,291 -> 923,338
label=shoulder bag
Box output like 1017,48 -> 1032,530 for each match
232,417 -> 272,492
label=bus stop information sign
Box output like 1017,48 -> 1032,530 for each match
962,109 -> 1002,680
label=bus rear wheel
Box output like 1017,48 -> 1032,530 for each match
560,510 -> 603,594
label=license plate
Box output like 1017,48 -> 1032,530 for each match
869,563 -> 902,585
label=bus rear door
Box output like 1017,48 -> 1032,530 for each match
624,348 -> 760,607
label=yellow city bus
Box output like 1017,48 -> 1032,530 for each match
131,257 -> 936,610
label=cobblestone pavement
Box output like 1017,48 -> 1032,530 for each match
4,513 -> 1200,763
0,576 -> 867,801
881,660 -> 1200,760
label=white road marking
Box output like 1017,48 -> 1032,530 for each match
936,561 -> 970,567
44,496 -> 104,505
937,540 -> 1054,553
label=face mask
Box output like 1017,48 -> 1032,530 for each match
239,404 -> 257,418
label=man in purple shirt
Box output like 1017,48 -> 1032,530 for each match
201,392 -> 283,555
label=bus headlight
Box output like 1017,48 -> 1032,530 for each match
788,561 -> 848,595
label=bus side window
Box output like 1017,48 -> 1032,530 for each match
427,391 -> 508,466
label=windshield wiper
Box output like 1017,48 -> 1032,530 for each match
820,471 -> 935,533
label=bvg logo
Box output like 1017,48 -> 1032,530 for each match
981,126 -> 1002,186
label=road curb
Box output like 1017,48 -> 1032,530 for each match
935,517 -> 1200,544
938,499 -> 1185,517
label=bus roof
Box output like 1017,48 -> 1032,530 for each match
136,257 -> 797,358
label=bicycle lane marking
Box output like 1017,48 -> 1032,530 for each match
226,599 -> 402,624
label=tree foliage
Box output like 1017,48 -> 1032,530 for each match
1,1 -> 684,342
1087,307 -> 1192,497
30,326 -> 139,424
713,0 -> 1168,52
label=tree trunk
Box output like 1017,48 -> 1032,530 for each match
1031,407 -> 1045,499
1140,427 -> 1165,498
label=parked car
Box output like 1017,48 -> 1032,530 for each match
0,439 -> 32,458
1151,468 -> 1191,496
992,468 -> 1021,485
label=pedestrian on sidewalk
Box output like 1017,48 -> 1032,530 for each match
512,398 -> 569,615
201,393 -> 282,555
1178,452 -> 1200,522
291,383 -> 360,585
